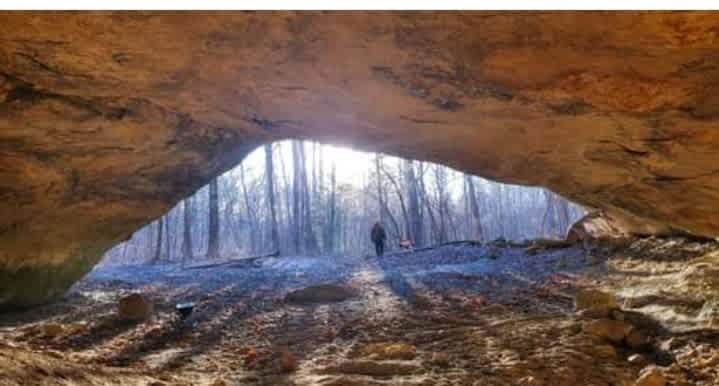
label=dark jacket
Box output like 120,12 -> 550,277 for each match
371,223 -> 386,244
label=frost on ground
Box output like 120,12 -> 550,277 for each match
1,238 -> 718,386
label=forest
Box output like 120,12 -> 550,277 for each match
102,140 -> 585,265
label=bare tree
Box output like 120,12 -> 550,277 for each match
404,160 -> 424,247
181,198 -> 193,264
265,144 -> 280,252
380,160 -> 409,241
239,164 -> 259,254
299,142 -> 318,253
150,217 -> 163,264
207,177 -> 220,259
375,154 -> 386,225
325,161 -> 337,253
291,141 -> 302,253
464,174 -> 484,241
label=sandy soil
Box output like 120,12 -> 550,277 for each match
1,238 -> 718,386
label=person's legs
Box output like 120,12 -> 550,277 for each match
378,241 -> 384,257
374,242 -> 382,257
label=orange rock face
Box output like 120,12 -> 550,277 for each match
1,12 -> 719,307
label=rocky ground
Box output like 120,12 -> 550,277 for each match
1,238 -> 718,386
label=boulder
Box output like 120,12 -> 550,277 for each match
594,344 -> 618,359
575,289 -> 619,316
626,329 -> 653,351
584,319 -> 633,344
285,284 -> 357,305
566,211 -> 630,242
42,323 -> 64,338
117,293 -> 154,321
429,352 -> 451,368
634,366 -> 666,386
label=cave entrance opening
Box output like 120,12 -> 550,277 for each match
100,139 -> 586,267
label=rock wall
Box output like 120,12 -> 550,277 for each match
2,11 -> 719,308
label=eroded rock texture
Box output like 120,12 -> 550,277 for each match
2,11 -> 719,308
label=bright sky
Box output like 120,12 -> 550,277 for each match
239,140 -> 376,187
322,144 -> 374,184
231,140 -> 482,208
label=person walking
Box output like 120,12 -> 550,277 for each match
371,221 -> 387,257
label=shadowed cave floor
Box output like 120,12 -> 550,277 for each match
1,239 -> 718,386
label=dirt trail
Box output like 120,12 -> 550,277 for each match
1,239 -> 718,386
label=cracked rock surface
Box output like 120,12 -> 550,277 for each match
2,12 -> 719,307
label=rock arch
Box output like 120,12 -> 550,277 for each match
2,11 -> 719,308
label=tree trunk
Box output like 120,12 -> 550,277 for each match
465,174 -> 485,241
151,216 -> 163,264
375,154 -> 386,225
239,164 -> 257,254
164,212 -> 171,262
557,195 -> 570,236
318,144 -> 326,252
207,177 -> 220,259
541,189 -> 556,237
381,160 -> 409,241
181,198 -> 193,265
265,144 -> 280,252
278,141 -> 292,250
299,142 -> 318,253
325,162 -> 337,253
291,141 -> 302,253
404,160 -> 423,247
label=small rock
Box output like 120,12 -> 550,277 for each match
584,318 -> 633,344
658,338 -> 679,352
635,366 -> 666,386
626,329 -> 652,351
429,352 -> 451,368
594,344 -> 617,359
279,350 -> 299,372
42,323 -> 64,338
627,353 -> 648,365
516,375 -> 543,386
118,293 -> 153,321
412,294 -> 433,309
697,352 -> 719,369
611,309 -> 626,321
45,350 -> 64,359
64,322 -> 86,335
208,379 -> 226,386
567,322 -> 583,335
575,288 -> 618,315
525,246 -> 541,255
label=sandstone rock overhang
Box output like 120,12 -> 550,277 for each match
2,11 -> 719,308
